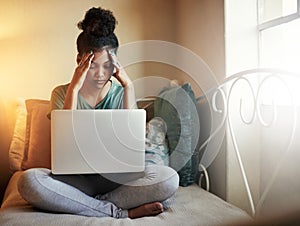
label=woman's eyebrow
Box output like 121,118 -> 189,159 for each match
104,60 -> 111,64
91,60 -> 111,65
91,61 -> 99,65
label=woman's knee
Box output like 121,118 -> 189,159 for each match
18,168 -> 51,204
144,165 -> 179,200
158,166 -> 179,196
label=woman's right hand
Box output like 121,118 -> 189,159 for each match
70,51 -> 94,91
63,51 -> 94,109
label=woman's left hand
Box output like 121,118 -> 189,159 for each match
107,49 -> 132,88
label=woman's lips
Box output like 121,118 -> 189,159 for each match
95,80 -> 106,84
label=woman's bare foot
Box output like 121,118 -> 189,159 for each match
128,202 -> 164,219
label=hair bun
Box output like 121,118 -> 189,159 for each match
78,7 -> 117,37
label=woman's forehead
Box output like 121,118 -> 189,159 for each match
93,50 -> 110,63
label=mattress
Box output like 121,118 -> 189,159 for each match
0,171 -> 251,226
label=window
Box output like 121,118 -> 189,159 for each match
258,0 -> 300,73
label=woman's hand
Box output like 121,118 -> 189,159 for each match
63,51 -> 94,109
71,51 -> 94,91
107,49 -> 136,109
107,49 -> 132,88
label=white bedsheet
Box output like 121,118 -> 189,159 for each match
0,171 -> 251,226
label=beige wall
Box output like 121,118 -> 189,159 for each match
176,0 -> 225,81
0,0 -> 147,100
0,0 -> 225,100
143,0 -> 225,97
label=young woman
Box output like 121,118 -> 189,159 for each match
17,7 -> 179,219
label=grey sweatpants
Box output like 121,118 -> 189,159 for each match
17,165 -> 179,218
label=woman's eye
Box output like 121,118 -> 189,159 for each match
90,64 -> 96,69
103,63 -> 113,69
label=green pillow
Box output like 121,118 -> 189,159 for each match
154,83 -> 200,186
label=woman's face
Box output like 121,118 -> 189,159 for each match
84,50 -> 114,89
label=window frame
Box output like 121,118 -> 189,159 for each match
258,0 -> 300,31
257,0 -> 300,69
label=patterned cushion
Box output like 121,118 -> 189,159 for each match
145,117 -> 169,166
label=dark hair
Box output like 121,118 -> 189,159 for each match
76,7 -> 119,55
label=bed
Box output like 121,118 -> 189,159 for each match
1,68 -> 299,225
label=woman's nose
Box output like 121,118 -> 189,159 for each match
95,68 -> 105,78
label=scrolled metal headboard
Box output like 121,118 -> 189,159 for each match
199,68 -> 299,217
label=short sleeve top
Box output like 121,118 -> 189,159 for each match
48,81 -> 124,118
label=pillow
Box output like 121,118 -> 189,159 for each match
21,99 -> 51,170
8,99 -> 26,172
154,83 -> 200,186
145,117 -> 169,166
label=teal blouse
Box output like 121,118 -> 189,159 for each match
48,81 -> 124,118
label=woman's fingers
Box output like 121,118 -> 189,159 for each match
78,51 -> 94,69
107,49 -> 133,87
107,49 -> 121,70
72,51 -> 94,89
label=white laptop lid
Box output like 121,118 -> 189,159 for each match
51,109 -> 146,174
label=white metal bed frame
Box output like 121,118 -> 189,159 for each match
198,68 -> 299,217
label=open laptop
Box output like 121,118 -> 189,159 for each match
51,109 -> 146,174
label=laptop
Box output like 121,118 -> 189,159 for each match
51,109 -> 146,174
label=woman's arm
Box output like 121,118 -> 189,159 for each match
116,71 -> 136,109
108,50 -> 137,109
122,83 -> 137,109
64,51 -> 94,109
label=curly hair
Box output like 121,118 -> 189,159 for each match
76,7 -> 119,55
